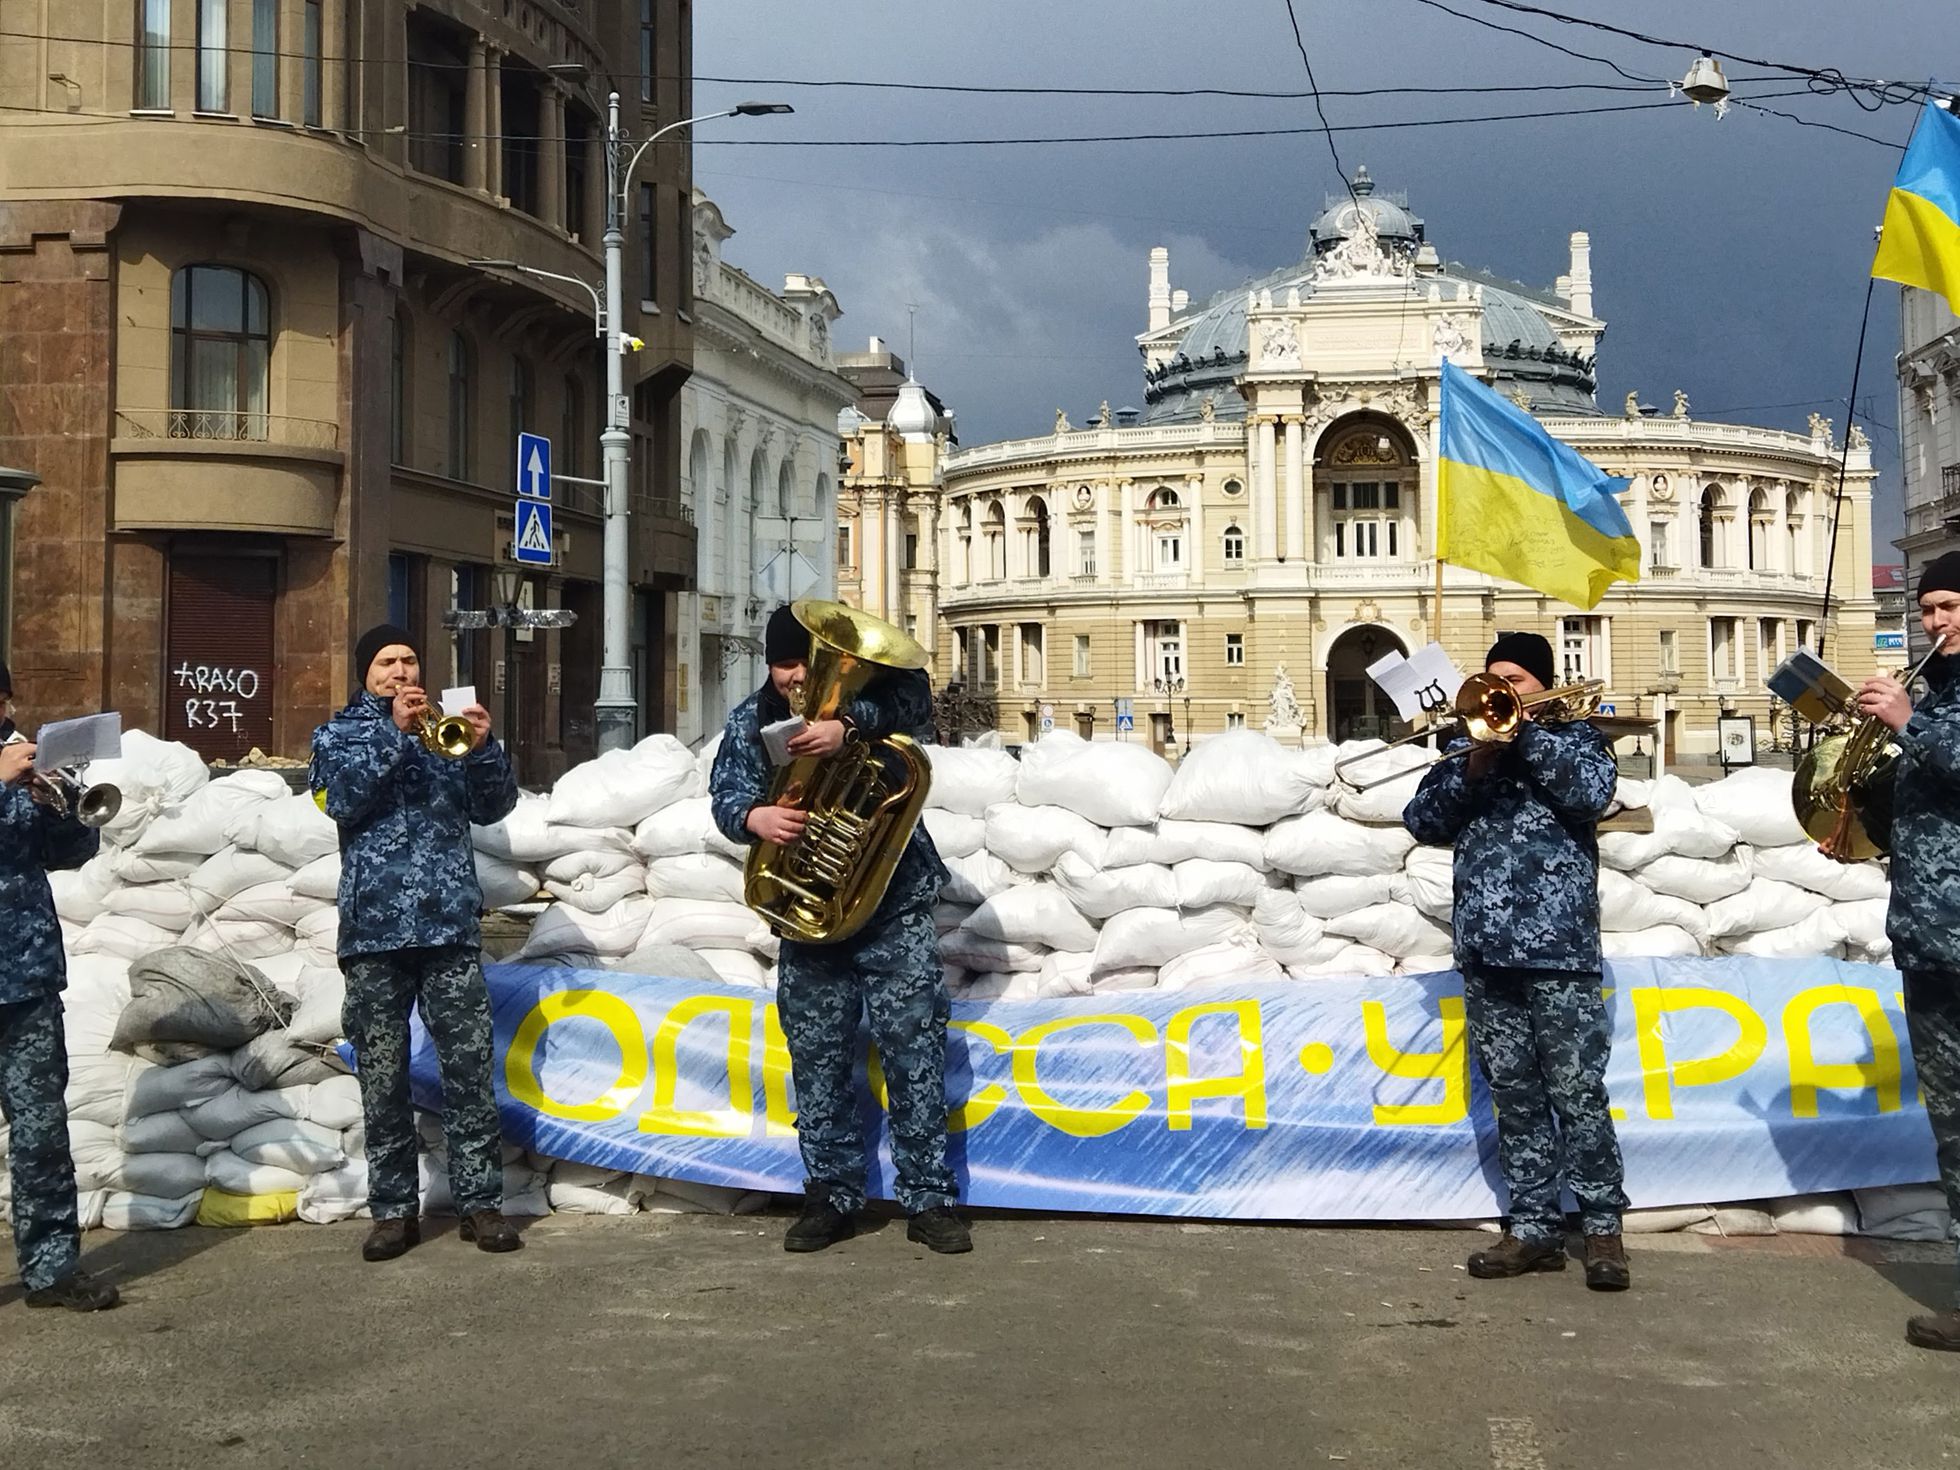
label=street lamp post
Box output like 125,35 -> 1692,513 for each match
592,94 -> 792,753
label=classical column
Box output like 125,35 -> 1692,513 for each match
1254,416 -> 1279,560
320,0 -> 344,129
1186,474 -> 1204,586
862,489 -> 886,617
485,48 -> 505,201
464,39 -> 489,192
1282,415 -> 1305,562
1117,480 -> 1135,580
887,494 -> 903,620
582,113 -> 606,247
539,85 -> 566,231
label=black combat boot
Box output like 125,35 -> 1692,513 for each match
1467,1232 -> 1566,1279
361,1216 -> 420,1262
784,1189 -> 856,1253
1907,1310 -> 1960,1351
906,1207 -> 973,1255
459,1210 -> 523,1253
1583,1233 -> 1631,1291
24,1270 -> 120,1311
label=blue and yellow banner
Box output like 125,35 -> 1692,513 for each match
407,958 -> 1942,1220
1873,99 -> 1960,318
1437,359 -> 1640,611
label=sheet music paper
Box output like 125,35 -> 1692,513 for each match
760,716 -> 807,767
441,685 -> 479,713
35,712 -> 122,772
1365,643 -> 1466,723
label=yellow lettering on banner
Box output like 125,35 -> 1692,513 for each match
1629,987 -> 1768,1120
1011,1015 -> 1157,1138
1164,1001 -> 1268,1132
759,1005 -> 797,1138
948,1020 -> 1013,1133
504,990 -> 650,1123
1361,997 -> 1468,1127
639,995 -> 757,1137
1783,985 -> 1902,1118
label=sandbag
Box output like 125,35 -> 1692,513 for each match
66,1055 -> 144,1127
1704,880 -> 1826,941
1293,873 -> 1402,918
962,885 -> 1098,951
1288,942 -> 1395,979
287,967 -> 348,1046
121,1110 -> 205,1155
1266,810 -> 1415,878
645,853 -> 745,904
1093,905 -> 1249,972
1600,802 -> 1739,869
638,897 -> 769,954
1749,842 -> 1889,901
1173,859 -> 1275,910
1598,868 -> 1711,939
132,769 -> 289,854
1050,853 -> 1177,920
519,896 -> 658,961
89,730 -> 210,846
938,931 -> 1048,974
125,1054 -> 233,1118
475,853 -> 541,908
546,866 -> 649,915
1601,925 -> 1702,958
699,949 -> 770,988
1159,730 -> 1327,825
1637,850 -> 1754,905
49,865 -> 117,925
1328,741 -> 1433,825
542,848 -> 642,884
182,916 -> 297,963
1103,820 -> 1268,870
1399,847 -> 1454,922
923,745 -> 1019,815
118,1151 -> 208,1200
610,941 -> 730,984
105,848 -> 205,885
101,882 -> 196,930
287,854 -> 342,901
1016,731 -> 1170,827
940,850 -> 1021,907
224,792 -> 338,868
1252,889 -> 1332,966
1324,903 -> 1454,962
114,948 -> 294,1052
298,1158 -> 369,1224
1157,934 -> 1284,990
102,1190 -> 203,1231
184,1083 -> 302,1141
206,1149 -> 310,1197
1770,1192 -> 1860,1235
631,794 -> 749,861
1693,766 -> 1807,848
547,739 -> 697,828
217,880 -> 323,928
231,1117 -> 344,1175
196,1185 -> 299,1227
474,793 -> 631,863
303,1074 -> 364,1132
1720,909 -> 1846,959
983,803 -> 1107,873
920,809 -> 986,859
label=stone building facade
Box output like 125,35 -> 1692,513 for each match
1897,283 -> 1960,610
0,0 -> 697,783
675,191 -> 852,745
937,173 -> 1879,763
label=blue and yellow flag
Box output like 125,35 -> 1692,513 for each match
1872,100 -> 1960,317
1437,360 -> 1639,610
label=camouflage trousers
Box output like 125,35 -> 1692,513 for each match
1902,971 -> 1960,1302
0,997 -> 81,1291
777,907 -> 958,1215
342,946 -> 504,1220
1463,965 -> 1627,1242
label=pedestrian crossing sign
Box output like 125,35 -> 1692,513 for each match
515,498 -> 554,565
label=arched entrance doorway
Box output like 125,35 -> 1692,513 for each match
1326,625 -> 1408,743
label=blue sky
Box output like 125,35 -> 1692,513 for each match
693,0 -> 1939,551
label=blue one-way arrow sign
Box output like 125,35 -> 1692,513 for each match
516,431 -> 552,501
515,498 -> 553,565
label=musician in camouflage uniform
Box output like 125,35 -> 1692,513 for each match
1403,632 -> 1629,1290
311,624 -> 521,1262
710,605 -> 968,1254
0,660 -> 118,1309
1859,550 -> 1960,1350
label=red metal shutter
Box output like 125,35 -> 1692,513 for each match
164,555 -> 277,762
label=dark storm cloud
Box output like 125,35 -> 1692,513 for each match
693,0 -> 1939,545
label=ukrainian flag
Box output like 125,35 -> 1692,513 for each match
1437,359 -> 1639,610
1872,100 -> 1960,317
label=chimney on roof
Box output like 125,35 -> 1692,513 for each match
1148,246 -> 1171,334
1564,232 -> 1593,318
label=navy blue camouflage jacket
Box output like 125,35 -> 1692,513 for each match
1402,719 -> 1617,974
710,669 -> 947,932
1886,653 -> 1960,973
0,781 -> 99,1004
310,692 -> 518,959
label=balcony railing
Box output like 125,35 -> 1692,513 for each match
1944,463 -> 1960,502
116,407 -> 340,450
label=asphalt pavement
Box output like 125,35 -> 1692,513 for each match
0,1214 -> 1956,1469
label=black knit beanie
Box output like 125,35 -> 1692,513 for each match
1918,552 -> 1960,601
1486,631 -> 1556,691
354,623 -> 418,694
764,604 -> 810,666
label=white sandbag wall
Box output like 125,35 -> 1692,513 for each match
0,726 -> 1937,1240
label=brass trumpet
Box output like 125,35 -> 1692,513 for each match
418,707 -> 475,759
1333,675 -> 1606,785
3,734 -> 121,827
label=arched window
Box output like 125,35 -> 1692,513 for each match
1698,485 -> 1724,569
1223,524 -> 1245,563
984,501 -> 1007,580
957,501 -> 974,584
446,330 -> 474,480
1785,489 -> 1804,575
1024,495 -> 1051,578
777,460 -> 794,518
687,429 -> 710,509
750,447 -> 768,509
1747,487 -> 1771,570
171,265 -> 270,441
1318,418 -> 1414,562
1146,486 -> 1181,510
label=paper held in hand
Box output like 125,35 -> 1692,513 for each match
441,685 -> 478,714
1365,643 -> 1466,723
35,712 -> 122,772
761,716 -> 806,768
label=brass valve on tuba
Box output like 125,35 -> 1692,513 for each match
742,600 -> 933,944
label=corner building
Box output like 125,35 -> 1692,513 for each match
0,0 -> 697,783
939,172 -> 1879,762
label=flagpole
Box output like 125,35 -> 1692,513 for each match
1814,271 -> 1877,665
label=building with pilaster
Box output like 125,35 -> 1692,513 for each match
1897,283 -> 1960,605
0,0 -> 696,784
676,190 -> 852,745
835,340 -> 956,660
939,171 -> 1878,762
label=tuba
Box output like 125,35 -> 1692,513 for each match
743,600 -> 933,944
1793,634 -> 1948,862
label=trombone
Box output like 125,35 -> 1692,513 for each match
1332,675 -> 1607,788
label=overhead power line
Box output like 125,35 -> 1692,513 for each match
1279,0 -> 1356,198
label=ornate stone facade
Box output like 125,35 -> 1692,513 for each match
1897,284 -> 1960,605
937,174 -> 1879,763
